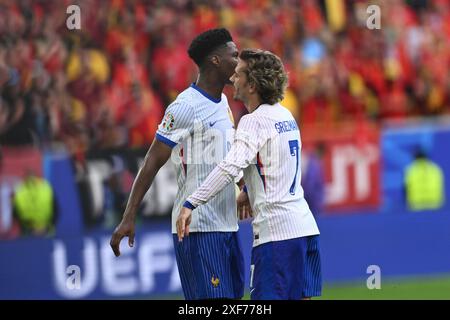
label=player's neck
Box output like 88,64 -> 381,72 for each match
245,96 -> 262,113
195,73 -> 224,101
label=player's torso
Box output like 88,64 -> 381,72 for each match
243,104 -> 303,205
242,104 -> 319,246
172,86 -> 238,233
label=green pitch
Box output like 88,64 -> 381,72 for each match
318,274 -> 450,300
239,274 -> 450,300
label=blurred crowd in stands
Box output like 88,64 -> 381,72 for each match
1,0 -> 449,158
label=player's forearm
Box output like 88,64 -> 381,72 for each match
186,165 -> 235,208
185,137 -> 258,208
123,165 -> 157,220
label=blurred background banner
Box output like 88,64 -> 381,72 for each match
0,223 -> 185,299
302,120 -> 381,212
1,0 -> 450,299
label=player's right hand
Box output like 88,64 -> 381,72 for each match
176,207 -> 192,242
237,190 -> 253,220
110,218 -> 135,257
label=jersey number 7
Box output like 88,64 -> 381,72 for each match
289,140 -> 299,195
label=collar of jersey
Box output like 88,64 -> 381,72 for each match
190,83 -> 222,103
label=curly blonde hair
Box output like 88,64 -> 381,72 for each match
239,49 -> 288,105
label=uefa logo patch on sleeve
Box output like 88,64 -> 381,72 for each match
162,112 -> 175,131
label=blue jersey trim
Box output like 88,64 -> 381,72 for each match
156,133 -> 177,148
183,200 -> 196,210
190,83 -> 221,103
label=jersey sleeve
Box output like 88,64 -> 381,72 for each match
186,114 -> 266,207
155,101 -> 193,148
219,114 -> 264,173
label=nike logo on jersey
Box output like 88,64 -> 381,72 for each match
209,120 -> 218,127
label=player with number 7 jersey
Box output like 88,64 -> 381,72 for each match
177,49 -> 321,300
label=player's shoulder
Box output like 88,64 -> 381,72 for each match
171,86 -> 196,104
236,112 -> 262,130
260,102 -> 293,116
257,103 -> 297,124
245,103 -> 281,122
172,84 -> 227,109
239,112 -> 256,122
166,88 -> 196,114
277,103 -> 296,118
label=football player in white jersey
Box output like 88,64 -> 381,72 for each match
110,29 -> 245,300
177,49 -> 322,300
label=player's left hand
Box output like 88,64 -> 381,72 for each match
176,207 -> 192,242
237,190 -> 253,220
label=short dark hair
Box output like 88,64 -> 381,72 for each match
239,49 -> 288,105
188,28 -> 233,67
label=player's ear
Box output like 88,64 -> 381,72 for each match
210,55 -> 220,67
248,82 -> 256,94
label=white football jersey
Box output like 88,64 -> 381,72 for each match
187,103 -> 320,247
156,83 -> 238,234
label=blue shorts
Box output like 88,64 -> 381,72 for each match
250,235 -> 322,300
173,232 -> 245,300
